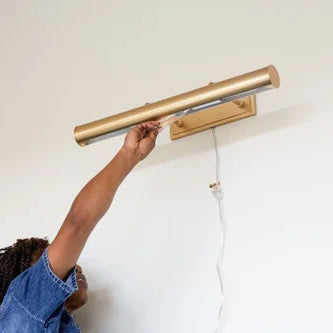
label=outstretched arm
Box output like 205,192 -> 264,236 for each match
48,121 -> 161,280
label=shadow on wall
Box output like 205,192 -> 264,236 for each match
138,102 -> 317,169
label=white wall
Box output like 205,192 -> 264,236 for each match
1,1 -> 332,332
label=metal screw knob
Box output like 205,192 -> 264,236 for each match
174,120 -> 183,128
233,99 -> 245,108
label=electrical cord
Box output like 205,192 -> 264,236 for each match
210,127 -> 225,333
148,117 -> 226,331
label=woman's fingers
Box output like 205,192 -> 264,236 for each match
135,121 -> 160,135
130,121 -> 161,144
149,127 -> 159,141
138,121 -> 160,141
140,121 -> 160,129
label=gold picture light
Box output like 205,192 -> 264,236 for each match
74,65 -> 280,146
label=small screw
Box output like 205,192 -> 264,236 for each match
174,120 -> 183,128
233,99 -> 245,108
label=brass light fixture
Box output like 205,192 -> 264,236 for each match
74,65 -> 280,146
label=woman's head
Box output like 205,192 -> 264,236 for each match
0,237 -> 88,313
0,237 -> 49,303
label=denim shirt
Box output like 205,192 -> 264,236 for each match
0,246 -> 81,332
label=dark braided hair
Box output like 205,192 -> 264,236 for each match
0,237 -> 49,304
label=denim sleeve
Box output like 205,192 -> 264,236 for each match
9,246 -> 78,322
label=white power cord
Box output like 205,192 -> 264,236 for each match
159,118 -> 226,331
210,127 -> 226,333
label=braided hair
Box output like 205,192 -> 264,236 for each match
0,237 -> 49,304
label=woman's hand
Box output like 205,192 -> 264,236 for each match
121,121 -> 161,163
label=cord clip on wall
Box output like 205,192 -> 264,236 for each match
210,181 -> 223,200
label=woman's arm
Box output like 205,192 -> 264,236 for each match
48,121 -> 161,280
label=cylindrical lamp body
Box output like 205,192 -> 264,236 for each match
74,65 -> 280,146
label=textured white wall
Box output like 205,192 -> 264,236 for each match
1,1 -> 332,332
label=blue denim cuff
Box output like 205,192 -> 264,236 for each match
9,245 -> 79,322
42,246 -> 78,294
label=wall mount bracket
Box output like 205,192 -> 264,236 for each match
169,95 -> 256,140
